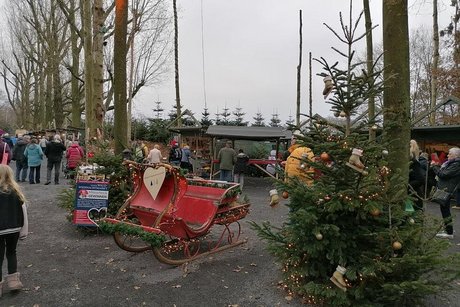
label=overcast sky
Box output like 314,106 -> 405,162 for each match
133,0 -> 452,124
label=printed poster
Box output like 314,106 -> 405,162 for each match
73,180 -> 109,226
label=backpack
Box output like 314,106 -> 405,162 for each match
170,147 -> 182,161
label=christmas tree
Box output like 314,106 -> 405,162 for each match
252,9 -> 460,307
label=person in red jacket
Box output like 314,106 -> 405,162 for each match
65,142 -> 84,176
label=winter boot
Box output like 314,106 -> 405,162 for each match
269,189 -> 280,207
5,272 -> 23,291
0,280 -> 3,298
346,148 -> 368,175
322,75 -> 334,98
330,265 -> 347,291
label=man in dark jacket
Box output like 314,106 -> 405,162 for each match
432,147 -> 460,239
12,136 -> 30,182
44,134 -> 66,185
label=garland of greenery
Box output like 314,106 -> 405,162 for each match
98,221 -> 166,248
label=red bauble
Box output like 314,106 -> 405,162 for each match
282,191 -> 289,199
320,152 -> 330,162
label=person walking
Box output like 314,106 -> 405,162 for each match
44,135 -> 66,185
408,140 -> 425,210
12,136 -> 29,182
0,164 -> 27,296
180,145 -> 193,172
1,134 -> 14,150
234,149 -> 249,190
39,136 -> 48,153
147,144 -> 163,164
168,143 -> 182,166
24,138 -> 44,184
217,141 -> 236,182
432,147 -> 460,239
65,141 -> 84,177
0,138 -> 12,165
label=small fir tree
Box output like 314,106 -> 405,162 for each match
232,106 -> 248,126
201,107 -> 213,127
252,111 -> 265,127
269,112 -> 282,127
252,7 -> 460,306
220,106 -> 231,125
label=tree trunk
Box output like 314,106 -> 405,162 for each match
430,0 -> 439,125
69,0 -> 82,129
113,0 -> 129,154
363,0 -> 376,140
93,0 -> 105,138
382,0 -> 411,190
296,10 -> 302,127
83,0 -> 95,141
173,0 -> 182,127
127,6 -> 137,142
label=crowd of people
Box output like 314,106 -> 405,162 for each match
1,133 -> 84,185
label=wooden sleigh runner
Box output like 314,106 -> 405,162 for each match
102,161 -> 250,265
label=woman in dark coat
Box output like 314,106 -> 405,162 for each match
432,147 -> 460,239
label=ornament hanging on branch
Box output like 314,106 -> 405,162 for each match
392,241 -> 402,250
330,265 -> 348,291
269,189 -> 280,207
322,75 -> 334,98
346,148 -> 368,175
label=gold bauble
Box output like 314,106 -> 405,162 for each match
315,233 -> 323,240
392,241 -> 402,250
370,208 -> 381,217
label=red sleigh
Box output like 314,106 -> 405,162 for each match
103,161 -> 250,265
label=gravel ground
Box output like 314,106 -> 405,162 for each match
1,165 -> 459,307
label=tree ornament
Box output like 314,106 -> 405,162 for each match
370,208 -> 381,217
392,241 -> 402,250
315,233 -> 323,240
282,191 -> 289,199
320,152 -> 330,162
404,200 -> 415,212
409,218 -> 415,224
269,189 -> 279,207
346,148 -> 368,175
371,125 -> 378,131
339,111 -> 346,117
330,265 -> 347,291
382,149 -> 389,155
379,166 -> 390,177
322,75 -> 334,98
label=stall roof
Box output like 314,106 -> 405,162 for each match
206,126 -> 288,140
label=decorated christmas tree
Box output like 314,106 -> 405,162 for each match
252,9 -> 460,307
